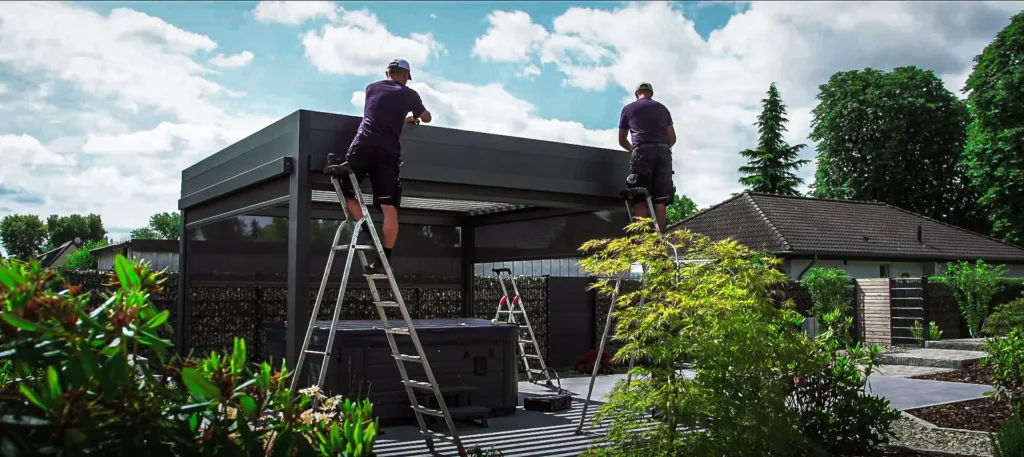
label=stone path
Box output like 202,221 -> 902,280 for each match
880,348 -> 987,369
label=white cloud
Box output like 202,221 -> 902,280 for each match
518,64 -> 541,80
0,2 -> 283,236
301,8 -> 443,76
209,50 -> 255,68
430,13 -> 437,19
253,1 -> 338,25
465,1 -> 1024,206
472,10 -> 549,63
0,83 -> 6,94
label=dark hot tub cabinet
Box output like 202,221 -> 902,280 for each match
267,318 -> 519,426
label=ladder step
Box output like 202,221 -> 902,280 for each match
518,339 -> 535,345
413,405 -> 490,418
523,354 -> 542,359
404,381 -> 478,395
385,328 -> 410,335
419,430 -> 455,443
333,244 -> 376,251
497,310 -> 525,314
526,369 -> 545,374
304,350 -> 328,356
395,354 -> 422,363
365,274 -> 390,280
375,301 -> 400,308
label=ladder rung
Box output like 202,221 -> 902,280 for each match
526,369 -> 545,374
385,328 -> 410,335
304,350 -> 328,356
518,339 -> 535,344
497,310 -> 525,314
523,354 -> 541,359
333,244 -> 376,251
395,354 -> 422,363
365,274 -> 389,280
402,380 -> 434,391
420,430 -> 455,443
375,301 -> 400,308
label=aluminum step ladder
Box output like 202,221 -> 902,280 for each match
290,155 -> 471,457
492,268 -> 552,385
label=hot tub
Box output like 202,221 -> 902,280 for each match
266,318 -> 519,426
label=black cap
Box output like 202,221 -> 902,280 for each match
635,82 -> 653,94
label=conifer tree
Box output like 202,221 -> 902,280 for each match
738,83 -> 809,195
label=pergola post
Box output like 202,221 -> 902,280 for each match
175,208 -> 189,355
460,221 -> 476,318
286,115 -> 312,371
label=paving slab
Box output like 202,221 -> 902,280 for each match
926,338 -> 988,351
865,376 -> 991,410
870,364 -> 955,378
880,348 -> 987,369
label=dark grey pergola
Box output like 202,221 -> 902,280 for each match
175,109 -> 629,367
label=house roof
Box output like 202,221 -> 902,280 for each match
669,192 -> 1024,263
90,239 -> 179,256
36,237 -> 83,268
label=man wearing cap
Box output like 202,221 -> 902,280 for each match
340,58 -> 432,274
618,81 -> 676,231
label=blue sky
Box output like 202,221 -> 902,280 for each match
0,1 -> 1019,256
79,1 -> 743,130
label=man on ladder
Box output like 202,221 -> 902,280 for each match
617,82 -> 676,229
338,58 -> 432,274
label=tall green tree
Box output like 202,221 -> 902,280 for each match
962,11 -> 1024,244
809,66 -> 986,233
665,194 -> 699,226
45,213 -> 106,248
738,83 -> 810,196
0,214 -> 47,260
131,212 -> 181,240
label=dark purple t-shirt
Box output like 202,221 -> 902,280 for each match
618,97 -> 673,147
351,80 -> 426,156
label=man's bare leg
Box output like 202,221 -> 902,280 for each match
345,198 -> 363,222
653,203 -> 667,231
380,205 -> 399,253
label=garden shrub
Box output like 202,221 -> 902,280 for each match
945,260 -> 1007,337
62,238 -> 108,271
983,298 -> 1024,337
983,327 -> 1024,420
910,320 -> 943,342
990,415 -> 1024,457
801,267 -> 853,341
0,254 -> 378,457
789,309 -> 901,455
575,220 -> 898,457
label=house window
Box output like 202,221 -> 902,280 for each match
879,264 -> 892,278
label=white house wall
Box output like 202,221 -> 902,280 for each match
786,258 -> 1024,280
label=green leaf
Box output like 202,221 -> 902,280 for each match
0,314 -> 52,333
113,254 -> 140,289
0,265 -> 22,290
144,310 -> 170,330
46,366 -> 63,400
181,367 -> 221,401
100,354 -> 127,400
238,394 -> 258,420
18,385 -> 48,410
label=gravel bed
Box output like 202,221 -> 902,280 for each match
909,364 -> 993,385
891,414 -> 993,457
907,396 -> 1010,433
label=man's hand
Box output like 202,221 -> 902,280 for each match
405,115 -> 420,124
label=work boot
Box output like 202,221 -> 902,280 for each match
363,256 -> 388,276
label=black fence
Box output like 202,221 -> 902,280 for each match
920,278 -> 1024,341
